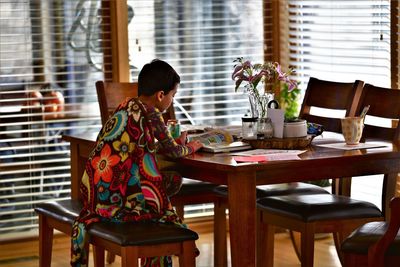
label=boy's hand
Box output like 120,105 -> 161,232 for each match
187,140 -> 203,153
177,131 -> 188,144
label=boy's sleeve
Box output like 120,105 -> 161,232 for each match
148,108 -> 194,158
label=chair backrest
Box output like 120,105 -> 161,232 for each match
355,83 -> 400,142
299,77 -> 364,133
95,81 -> 176,125
355,84 -> 400,217
96,81 -> 139,125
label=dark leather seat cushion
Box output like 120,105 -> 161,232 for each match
341,221 -> 400,255
34,199 -> 82,224
88,221 -> 198,246
35,200 -> 198,246
214,182 -> 329,199
257,194 -> 382,222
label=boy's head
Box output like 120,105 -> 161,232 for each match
138,59 -> 180,96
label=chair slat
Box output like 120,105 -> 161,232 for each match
300,77 -> 364,133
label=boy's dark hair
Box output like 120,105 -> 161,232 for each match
138,59 -> 180,96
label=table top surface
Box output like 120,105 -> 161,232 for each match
63,132 -> 400,172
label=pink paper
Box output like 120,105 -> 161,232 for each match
233,155 -> 268,162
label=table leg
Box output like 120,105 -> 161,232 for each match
68,141 -> 81,200
227,171 -> 257,267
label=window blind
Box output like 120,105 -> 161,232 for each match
126,0 -> 270,126
0,0 -> 109,240
287,0 -> 391,89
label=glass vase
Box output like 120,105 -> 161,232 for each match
246,87 -> 275,119
258,93 -> 274,118
248,93 -> 259,118
258,117 -> 274,138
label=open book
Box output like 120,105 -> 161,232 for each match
187,128 -> 251,153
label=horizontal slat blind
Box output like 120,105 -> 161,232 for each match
0,0 -> 109,240
288,0 -> 391,89
127,0 -> 269,125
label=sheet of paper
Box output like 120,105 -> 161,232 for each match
315,142 -> 388,150
233,155 -> 268,162
231,149 -> 305,156
233,153 -> 301,162
267,108 -> 284,138
265,153 -> 301,161
232,149 -> 303,162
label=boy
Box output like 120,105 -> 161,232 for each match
71,59 -> 203,266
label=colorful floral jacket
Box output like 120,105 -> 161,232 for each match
71,97 -> 195,266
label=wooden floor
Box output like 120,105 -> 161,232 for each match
0,222 -> 341,267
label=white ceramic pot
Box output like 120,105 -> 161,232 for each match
283,119 -> 307,138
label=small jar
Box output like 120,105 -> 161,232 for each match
258,117 -> 274,138
242,117 -> 258,139
283,119 -> 307,138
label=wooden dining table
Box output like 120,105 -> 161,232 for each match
63,133 -> 400,267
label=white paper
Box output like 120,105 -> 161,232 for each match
316,142 -> 388,150
231,149 -> 305,156
265,153 -> 301,161
267,108 -> 285,138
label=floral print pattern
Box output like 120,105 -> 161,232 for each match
96,180 -> 110,201
112,132 -> 135,162
91,144 -> 120,184
71,98 -> 194,267
101,110 -> 128,141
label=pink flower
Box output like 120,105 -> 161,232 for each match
232,65 -> 244,79
232,57 -> 297,93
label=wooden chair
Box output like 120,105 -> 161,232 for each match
340,83 -> 400,267
35,150 -> 198,267
256,78 -> 389,267
35,170 -> 198,267
257,81 -> 400,267
275,76 -> 365,253
300,77 -> 365,197
95,80 -> 228,266
33,82 -> 200,266
341,197 -> 400,267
